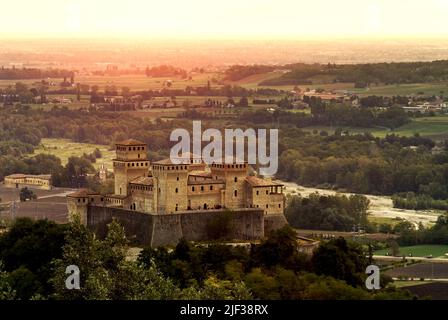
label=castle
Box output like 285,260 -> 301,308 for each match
67,139 -> 287,246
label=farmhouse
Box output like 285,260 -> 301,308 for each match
3,173 -> 52,190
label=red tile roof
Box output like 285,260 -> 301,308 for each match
129,176 -> 153,186
246,176 -> 283,187
67,189 -> 99,198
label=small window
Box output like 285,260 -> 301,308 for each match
177,177 -> 179,181
256,190 -> 259,195
279,204 -> 281,208
266,190 -> 269,195
192,187 -> 195,192
266,204 -> 268,208
201,186 -> 204,191
234,190 -> 237,197
234,177 -> 237,182
210,185 -> 213,191
175,188 -> 178,193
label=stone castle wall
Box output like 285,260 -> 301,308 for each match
87,206 -> 265,247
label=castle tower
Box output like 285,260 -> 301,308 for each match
210,162 -> 248,209
67,189 -> 103,225
113,139 -> 150,196
67,190 -> 89,224
151,159 -> 189,214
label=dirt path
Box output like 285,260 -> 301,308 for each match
280,181 -> 441,227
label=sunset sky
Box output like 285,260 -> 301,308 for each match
2,0 -> 448,39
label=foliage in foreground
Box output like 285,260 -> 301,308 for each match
0,219 -> 415,300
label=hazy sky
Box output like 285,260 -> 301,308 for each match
2,0 -> 448,39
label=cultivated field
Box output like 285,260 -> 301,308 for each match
299,115 -> 448,140
375,245 -> 448,258
30,138 -> 115,170
385,262 -> 448,279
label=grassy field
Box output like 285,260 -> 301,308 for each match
350,83 -> 448,97
232,71 -> 448,97
30,138 -> 115,170
299,115 -> 448,140
375,245 -> 448,258
390,280 -> 432,288
75,73 -> 219,91
0,73 -> 220,91
368,216 -> 403,227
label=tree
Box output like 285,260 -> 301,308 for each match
0,218 -> 66,298
121,86 -> 131,99
19,187 -> 36,202
238,97 -> 249,107
311,238 -> 367,287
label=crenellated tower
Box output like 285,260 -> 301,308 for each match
113,139 -> 150,196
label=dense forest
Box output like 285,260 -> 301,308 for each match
285,194 -> 370,232
240,106 -> 410,129
145,65 -> 188,78
394,214 -> 448,246
0,67 -> 73,80
0,105 -> 445,203
224,60 -> 448,87
0,218 -> 412,300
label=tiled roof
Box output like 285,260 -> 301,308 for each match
116,138 -> 146,146
152,158 -> 176,165
189,171 -> 211,178
5,174 -> 51,179
246,176 -> 283,187
153,158 -> 193,166
187,177 -> 225,185
129,176 -> 153,186
67,189 -> 99,198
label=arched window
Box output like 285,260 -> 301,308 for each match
234,177 -> 237,182
175,188 -> 178,193
234,190 -> 237,197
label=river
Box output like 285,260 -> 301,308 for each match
279,180 -> 441,227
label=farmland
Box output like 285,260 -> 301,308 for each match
375,245 -> 448,258
385,262 -> 448,279
30,138 -> 115,170
298,116 -> 448,140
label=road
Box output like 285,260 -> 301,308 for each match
373,255 -> 448,264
